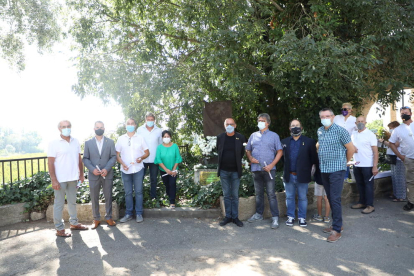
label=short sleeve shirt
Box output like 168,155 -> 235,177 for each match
47,136 -> 81,183
246,129 -> 283,171
351,129 -> 378,167
333,115 -> 357,136
317,123 -> 351,173
115,133 -> 149,174
136,124 -> 163,163
389,123 -> 414,159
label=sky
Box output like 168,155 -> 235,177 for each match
0,42 -> 125,152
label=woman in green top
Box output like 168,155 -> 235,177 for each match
154,130 -> 183,208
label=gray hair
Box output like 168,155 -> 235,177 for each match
319,108 -> 334,116
223,118 -> 236,126
145,112 -> 156,120
58,120 -> 71,129
257,113 -> 271,124
94,121 -> 104,127
126,118 -> 137,125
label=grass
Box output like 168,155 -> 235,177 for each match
0,153 -> 48,185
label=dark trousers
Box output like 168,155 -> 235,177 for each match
353,166 -> 374,207
143,163 -> 159,199
160,170 -> 177,204
253,171 -> 279,217
321,170 -> 345,233
89,176 -> 113,220
220,170 -> 240,219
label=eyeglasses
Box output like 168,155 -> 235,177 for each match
400,106 -> 412,111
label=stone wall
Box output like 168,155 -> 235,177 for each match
0,203 -> 29,227
46,202 -> 119,222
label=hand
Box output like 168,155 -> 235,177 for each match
136,157 -> 142,163
123,164 -> 129,171
354,146 -> 358,153
250,157 -> 260,164
378,139 -> 384,143
171,171 -> 178,177
165,169 -> 172,175
401,155 -> 406,162
79,175 -> 85,183
263,165 -> 272,172
52,179 -> 61,190
92,169 -> 101,176
101,169 -> 108,177
372,166 -> 379,176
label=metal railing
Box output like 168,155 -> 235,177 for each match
0,145 -> 189,186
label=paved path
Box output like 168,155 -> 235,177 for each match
0,198 -> 413,276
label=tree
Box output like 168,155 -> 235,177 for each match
0,0 -> 61,71
68,0 -> 414,138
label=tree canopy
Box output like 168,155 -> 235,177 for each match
64,1 -> 414,137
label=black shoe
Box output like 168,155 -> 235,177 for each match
233,218 -> 244,227
219,217 -> 233,226
403,202 -> 414,211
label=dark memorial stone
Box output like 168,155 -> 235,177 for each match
203,100 -> 232,136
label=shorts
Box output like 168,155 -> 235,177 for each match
314,182 -> 326,197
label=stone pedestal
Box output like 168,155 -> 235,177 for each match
30,212 -> 45,221
46,202 -> 119,222
0,203 -> 29,227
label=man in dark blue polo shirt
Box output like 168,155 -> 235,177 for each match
281,119 -> 318,228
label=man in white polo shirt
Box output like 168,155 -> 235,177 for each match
116,118 -> 150,223
389,106 -> 414,211
137,112 -> 163,199
350,116 -> 379,214
48,120 -> 88,237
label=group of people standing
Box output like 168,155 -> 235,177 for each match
48,113 -> 182,237
217,104 -> 413,243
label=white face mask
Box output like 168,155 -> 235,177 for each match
258,121 -> 266,130
163,137 -> 171,144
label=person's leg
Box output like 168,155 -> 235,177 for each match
265,170 -> 279,217
321,173 -> 331,205
169,175 -> 177,205
65,180 -> 79,226
103,178 -> 114,219
353,166 -> 366,205
253,172 -> 265,215
161,170 -> 171,199
133,170 -> 145,215
121,172 -> 134,216
324,196 -> 331,217
391,164 -> 397,198
395,160 -> 407,200
230,172 -> 240,219
403,158 -> 414,204
220,170 -> 233,218
89,178 -> 101,220
148,163 -> 159,199
317,196 -> 323,216
361,167 -> 374,207
53,181 -> 67,230
329,171 -> 345,233
283,175 -> 296,218
297,182 -> 309,219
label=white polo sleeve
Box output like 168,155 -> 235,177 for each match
389,129 -> 398,144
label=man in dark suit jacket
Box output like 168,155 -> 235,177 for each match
216,118 -> 246,227
83,121 -> 117,229
281,119 -> 318,228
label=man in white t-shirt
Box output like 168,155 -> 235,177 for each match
116,118 -> 150,223
47,120 -> 88,237
334,102 -> 357,182
389,106 -> 414,211
350,116 -> 379,214
137,112 -> 163,199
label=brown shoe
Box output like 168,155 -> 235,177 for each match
106,219 -> 116,226
56,229 -> 71,237
361,206 -> 375,214
327,230 -> 341,242
323,226 -> 344,233
70,223 -> 89,230
91,220 -> 100,229
351,203 -> 366,209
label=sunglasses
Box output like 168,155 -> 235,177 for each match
342,108 -> 351,111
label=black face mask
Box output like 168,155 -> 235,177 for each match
402,114 -> 411,121
95,129 -> 105,136
291,127 -> 302,136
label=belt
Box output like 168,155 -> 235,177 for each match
290,172 -> 297,175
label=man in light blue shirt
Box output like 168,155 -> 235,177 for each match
246,113 -> 283,229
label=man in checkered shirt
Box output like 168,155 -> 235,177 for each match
317,108 -> 355,243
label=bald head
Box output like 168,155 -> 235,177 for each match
356,116 -> 366,124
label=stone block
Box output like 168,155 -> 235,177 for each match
30,212 -> 45,221
46,202 -> 119,222
0,203 -> 29,227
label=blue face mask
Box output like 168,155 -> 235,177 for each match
258,121 -> 266,130
146,121 -> 154,127
61,128 -> 71,137
226,125 -> 235,133
126,125 -> 135,132
321,119 -> 332,127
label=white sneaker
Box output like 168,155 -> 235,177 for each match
247,213 -> 263,223
298,218 -> 307,227
136,214 -> 144,223
271,216 -> 279,229
286,216 -> 295,226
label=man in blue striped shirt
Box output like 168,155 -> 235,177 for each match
246,113 -> 283,229
317,108 -> 355,243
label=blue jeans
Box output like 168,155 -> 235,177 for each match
160,170 -> 177,204
283,174 -> 309,219
143,163 -> 159,199
253,171 -> 279,217
321,170 -> 345,233
122,170 -> 145,216
220,170 -> 240,219
353,166 -> 374,207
